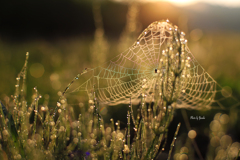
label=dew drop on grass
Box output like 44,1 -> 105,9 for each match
57,102 -> 61,107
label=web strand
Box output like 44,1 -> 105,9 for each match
66,20 -> 240,110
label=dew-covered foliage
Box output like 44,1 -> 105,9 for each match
0,2 -> 240,159
0,18 -> 240,160
0,51 -> 182,160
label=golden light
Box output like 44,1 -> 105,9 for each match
190,29 -> 203,41
167,0 -> 196,6
210,120 -> 221,132
188,130 -> 197,139
179,154 -> 188,160
210,136 -> 220,147
220,135 -> 232,149
30,63 -> 45,78
180,147 -> 189,154
112,0 -> 240,8
219,114 -> 230,124
50,73 -> 61,90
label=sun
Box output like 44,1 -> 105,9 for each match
167,0 -> 197,6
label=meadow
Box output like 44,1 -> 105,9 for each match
0,1 -> 240,160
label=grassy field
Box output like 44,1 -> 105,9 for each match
0,31 -> 240,102
0,1 -> 240,159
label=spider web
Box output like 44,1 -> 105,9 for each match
66,20 -> 240,110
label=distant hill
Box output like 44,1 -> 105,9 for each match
181,2 -> 240,31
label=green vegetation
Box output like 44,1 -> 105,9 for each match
0,51 -> 180,160
0,2 -> 240,160
0,20 -> 240,159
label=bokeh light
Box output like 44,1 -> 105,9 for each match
174,153 -> 180,160
220,135 -> 232,149
179,154 -> 188,160
100,106 -> 108,115
228,142 -> 240,158
210,120 -> 221,132
217,132 -> 225,138
105,127 -> 112,135
50,73 -> 62,90
231,142 -> 240,149
180,146 -> 188,154
188,130 -> 197,139
50,72 -> 59,81
216,149 -> 227,159
228,145 -> 239,158
30,63 -> 45,78
210,136 -> 220,147
190,29 -> 203,41
219,114 -> 229,125
214,113 -> 222,120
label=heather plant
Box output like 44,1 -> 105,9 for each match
0,20 -> 239,160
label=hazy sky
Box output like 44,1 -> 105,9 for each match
167,0 -> 240,7
114,0 -> 240,7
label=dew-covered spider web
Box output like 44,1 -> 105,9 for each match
65,20 -> 240,110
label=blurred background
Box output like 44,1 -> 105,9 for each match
0,0 -> 240,159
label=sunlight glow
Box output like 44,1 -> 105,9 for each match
167,0 -> 196,6
167,0 -> 240,7
112,0 -> 240,7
